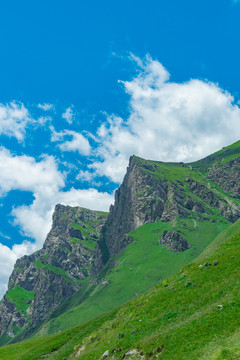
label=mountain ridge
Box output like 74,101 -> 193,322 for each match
1,140 -> 240,348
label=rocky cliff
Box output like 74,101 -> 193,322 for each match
0,205 -> 107,342
92,153 -> 240,275
91,156 -> 168,276
206,157 -> 240,199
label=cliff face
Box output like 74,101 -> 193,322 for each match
91,156 -> 168,275
0,205 -> 107,341
206,157 -> 240,199
92,154 -> 240,275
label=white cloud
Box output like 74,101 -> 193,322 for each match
62,106 -> 75,124
0,147 -> 64,196
50,127 -> 91,156
37,103 -> 54,111
89,54 -> 240,183
0,147 -> 113,299
0,102 -> 34,141
38,116 -> 52,125
76,170 -> 95,182
59,133 -> 91,155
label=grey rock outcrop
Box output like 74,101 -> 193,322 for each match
159,230 -> 191,252
91,156 -> 168,275
206,157 -> 240,199
0,205 -> 107,341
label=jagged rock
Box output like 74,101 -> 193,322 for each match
184,195 -> 204,213
0,297 -> 26,337
89,232 -> 98,239
69,227 -> 83,239
159,231 -> 191,252
186,179 -> 222,208
207,158 -> 240,199
186,179 -> 240,222
0,205 -> 107,341
161,183 -> 189,222
91,156 -> 168,276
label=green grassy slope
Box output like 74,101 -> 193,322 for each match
1,219 -> 240,359
189,140 -> 240,171
37,217 -> 229,337
5,286 -> 34,317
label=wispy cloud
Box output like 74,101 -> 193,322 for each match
38,116 -> 52,125
37,103 -> 55,111
0,231 -> 10,240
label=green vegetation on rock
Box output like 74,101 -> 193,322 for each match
33,259 -> 77,284
6,285 -> 34,316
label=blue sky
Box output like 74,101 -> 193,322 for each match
1,0 -> 240,297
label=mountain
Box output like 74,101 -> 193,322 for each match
0,206 -> 107,345
0,140 -> 240,349
1,213 -> 240,359
92,148 -> 240,275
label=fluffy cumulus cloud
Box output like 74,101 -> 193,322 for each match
50,127 -> 91,155
0,147 -> 113,298
0,147 -> 64,196
0,102 -> 34,141
90,54 -> 240,183
62,106 -> 75,124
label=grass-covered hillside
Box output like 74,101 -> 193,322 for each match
1,218 -> 240,359
37,217 -> 229,337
